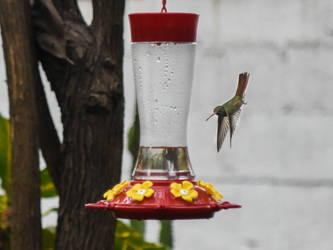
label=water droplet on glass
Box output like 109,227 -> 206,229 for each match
131,42 -> 196,148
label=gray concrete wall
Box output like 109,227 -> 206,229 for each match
1,0 -> 333,249
124,1 -> 333,249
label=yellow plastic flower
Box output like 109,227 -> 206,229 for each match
103,180 -> 130,201
197,180 -> 223,202
170,181 -> 198,202
126,181 -> 155,201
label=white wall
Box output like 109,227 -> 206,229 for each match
1,0 -> 333,249
124,1 -> 333,249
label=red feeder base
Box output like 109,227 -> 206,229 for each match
85,180 -> 240,220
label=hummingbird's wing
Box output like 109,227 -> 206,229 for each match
228,109 -> 242,147
217,115 -> 230,152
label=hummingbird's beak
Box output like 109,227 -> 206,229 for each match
206,113 -> 216,121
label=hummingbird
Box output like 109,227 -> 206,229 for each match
206,72 -> 250,152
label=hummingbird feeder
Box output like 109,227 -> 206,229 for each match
85,0 -> 240,220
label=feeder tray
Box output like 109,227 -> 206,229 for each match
85,180 -> 240,220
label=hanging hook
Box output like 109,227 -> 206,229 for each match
161,0 -> 167,13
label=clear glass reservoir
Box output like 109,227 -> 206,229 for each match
132,42 -> 196,180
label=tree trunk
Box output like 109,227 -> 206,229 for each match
1,0 -> 124,248
33,0 -> 125,249
0,1 -> 42,250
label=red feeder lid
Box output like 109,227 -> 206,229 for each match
129,13 -> 199,42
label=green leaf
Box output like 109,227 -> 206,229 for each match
0,195 -> 8,213
42,207 -> 59,217
0,114 -> 11,196
159,221 -> 173,250
127,108 -> 140,172
130,220 -> 145,239
0,195 -> 10,232
42,227 -> 56,250
41,168 -> 58,198
115,221 -> 166,250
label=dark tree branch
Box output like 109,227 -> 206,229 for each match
49,0 -> 84,23
35,0 -> 124,112
35,72 -> 62,191
33,0 -> 73,64
33,0 -> 93,67
90,0 -> 125,110
92,0 -> 125,52
92,0 -> 125,28
33,0 -> 95,102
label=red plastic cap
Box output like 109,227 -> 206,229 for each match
129,13 -> 199,42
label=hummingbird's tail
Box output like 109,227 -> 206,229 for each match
235,72 -> 250,98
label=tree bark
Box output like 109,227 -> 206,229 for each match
1,0 -> 124,248
33,0 -> 125,249
0,1 -> 42,250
